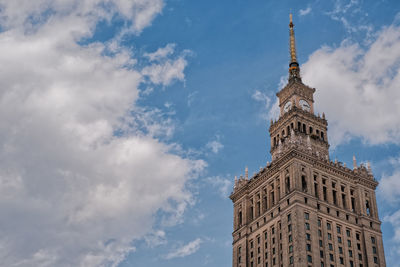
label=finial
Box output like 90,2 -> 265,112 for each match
367,161 -> 372,174
344,162 -> 347,168
245,166 -> 248,180
288,13 -> 301,82
234,176 -> 238,187
322,112 -> 326,119
353,155 -> 357,170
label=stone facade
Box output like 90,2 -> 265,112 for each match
230,15 -> 386,267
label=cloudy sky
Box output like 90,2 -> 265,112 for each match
0,0 -> 400,266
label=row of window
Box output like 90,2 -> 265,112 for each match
272,121 -> 325,147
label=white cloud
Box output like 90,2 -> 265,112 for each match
206,140 -> 224,154
164,238 -> 202,259
301,23 -> 400,147
142,56 -> 188,86
252,90 -> 271,109
252,89 -> 279,122
205,176 -> 232,198
0,1 -> 206,266
299,7 -> 312,16
145,43 -> 176,61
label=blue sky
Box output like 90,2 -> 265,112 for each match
1,0 -> 400,266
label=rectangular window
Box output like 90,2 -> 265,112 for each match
327,222 -> 331,230
304,212 -> 309,220
306,233 -> 311,240
371,237 -> 376,244
338,237 -> 342,243
328,233 -> 332,240
308,255 -> 312,263
328,243 -> 333,250
287,214 -> 291,222
349,250 -> 353,257
305,223 -> 310,230
346,229 -> 351,237
337,226 -> 341,234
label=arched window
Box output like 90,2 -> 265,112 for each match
302,175 -> 307,192
309,126 -> 313,134
298,121 -> 301,131
286,177 -> 290,193
303,124 -> 306,133
321,131 -> 325,140
366,200 -> 371,216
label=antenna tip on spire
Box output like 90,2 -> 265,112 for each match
290,13 -> 293,23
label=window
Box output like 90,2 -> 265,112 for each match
356,233 -> 360,241
307,255 -> 312,263
302,176 -> 307,192
346,229 -> 351,237
357,243 -> 361,250
306,233 -> 311,240
305,212 -> 310,220
327,223 -> 331,230
337,226 -> 341,234
258,236 -> 260,244
289,256 -> 293,264
319,240 -> 323,247
318,219 -> 321,227
373,246 -> 377,254
289,235 -> 292,242
349,260 -> 353,267
348,240 -> 351,247
289,245 -> 293,253
328,233 -> 332,240
328,243 -> 333,250
307,244 -> 311,251
287,214 -> 291,222
305,223 -> 310,230
318,230 -> 322,237
348,250 -> 353,257
358,254 -> 362,260
371,236 -> 376,244
374,257 -> 378,263
339,247 -> 343,254
250,241 -> 253,248
340,257 -> 344,264
329,254 -> 334,261
288,224 -> 292,232
320,250 -> 323,257
338,236 -> 342,243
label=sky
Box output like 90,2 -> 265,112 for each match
0,0 -> 400,266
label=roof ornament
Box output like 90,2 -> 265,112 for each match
245,166 -> 248,180
353,155 -> 357,170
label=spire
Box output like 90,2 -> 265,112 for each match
288,14 -> 301,82
353,155 -> 357,170
245,166 -> 248,180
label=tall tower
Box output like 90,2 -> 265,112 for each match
230,15 -> 386,267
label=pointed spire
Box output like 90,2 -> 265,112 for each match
367,161 -> 372,174
245,166 -> 248,180
353,155 -> 357,170
288,14 -> 301,82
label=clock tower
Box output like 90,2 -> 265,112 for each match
270,14 -> 329,162
230,14 -> 386,267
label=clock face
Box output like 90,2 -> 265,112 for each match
283,101 -> 292,113
299,99 -> 311,111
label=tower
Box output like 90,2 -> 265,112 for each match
230,15 -> 386,267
